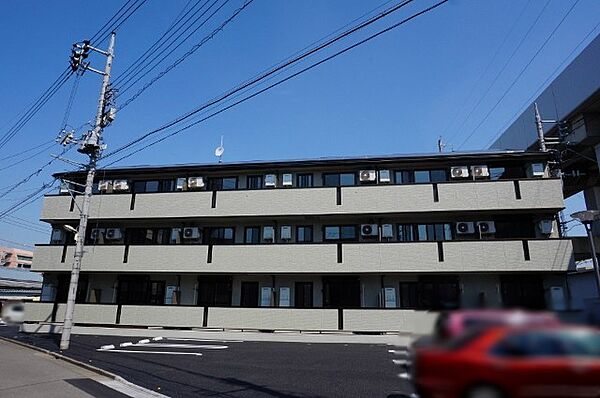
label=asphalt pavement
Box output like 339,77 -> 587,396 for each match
0,326 -> 413,397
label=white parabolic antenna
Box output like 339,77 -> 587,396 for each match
215,135 -> 224,162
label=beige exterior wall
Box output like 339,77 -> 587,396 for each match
32,239 -> 573,274
343,309 -> 437,333
207,307 -> 338,330
119,305 -> 204,327
40,178 -> 564,221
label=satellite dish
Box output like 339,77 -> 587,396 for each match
214,135 -> 224,163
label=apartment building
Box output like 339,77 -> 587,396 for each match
0,247 -> 33,269
24,150 -> 574,333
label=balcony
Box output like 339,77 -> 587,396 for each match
33,239 -> 573,274
40,178 -> 564,221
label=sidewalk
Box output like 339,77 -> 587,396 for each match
0,339 -> 161,398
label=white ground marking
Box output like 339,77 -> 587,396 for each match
96,378 -> 169,398
165,337 -> 244,343
100,344 -> 115,350
398,372 -> 411,379
152,336 -> 163,341
119,342 -> 133,347
388,349 -> 408,354
97,348 -> 203,356
129,343 -> 228,349
392,359 -> 411,366
137,339 -> 151,344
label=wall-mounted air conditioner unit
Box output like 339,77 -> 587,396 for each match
263,226 -> 275,241
471,165 -> 489,178
187,177 -> 204,189
359,170 -> 377,183
113,180 -> 129,191
378,170 -> 391,183
361,224 -> 378,237
90,228 -> 105,240
451,166 -> 469,179
183,227 -> 201,239
477,221 -> 496,234
538,220 -> 553,235
59,181 -> 71,194
381,224 -> 394,238
265,174 -> 277,187
105,228 -> 123,240
176,178 -> 186,191
281,225 -> 292,240
282,174 -> 293,187
456,222 -> 475,234
98,180 -> 112,191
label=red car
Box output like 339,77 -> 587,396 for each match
413,326 -> 600,398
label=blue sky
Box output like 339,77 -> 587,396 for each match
1,0 -> 599,247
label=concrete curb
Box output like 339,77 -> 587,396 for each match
0,335 -> 168,398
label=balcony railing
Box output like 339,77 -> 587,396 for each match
33,238 -> 573,273
41,178 -> 564,220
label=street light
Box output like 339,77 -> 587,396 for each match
570,210 -> 600,297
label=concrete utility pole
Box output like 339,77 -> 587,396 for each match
60,33 -> 116,350
534,102 -> 547,152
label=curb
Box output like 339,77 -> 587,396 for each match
0,335 -> 168,398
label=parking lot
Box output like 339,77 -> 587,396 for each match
0,327 -> 413,397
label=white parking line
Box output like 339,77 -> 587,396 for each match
388,349 -> 408,354
97,349 -> 203,356
165,338 -> 244,343
398,372 -> 411,379
129,343 -> 228,349
392,359 -> 411,366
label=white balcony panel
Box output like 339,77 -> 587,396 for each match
528,239 -> 574,271
126,246 -> 208,272
32,246 -> 73,272
120,305 -> 204,327
340,185 -> 434,214
210,244 -> 336,273
132,192 -> 212,218
343,309 -> 437,333
343,243 -> 439,272
213,188 -> 338,216
207,308 -> 338,330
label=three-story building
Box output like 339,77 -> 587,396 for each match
24,150 -> 574,333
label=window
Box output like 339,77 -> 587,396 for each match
399,282 -> 418,309
416,223 -> 452,241
396,170 -> 447,184
324,225 -> 357,241
197,276 -> 232,306
397,224 -> 415,242
297,173 -> 313,188
296,226 -> 313,243
149,281 -> 166,305
208,177 -> 237,191
245,227 -> 260,244
295,282 -> 313,308
323,173 -> 355,187
418,276 -> 460,310
207,227 -> 235,244
127,228 -> 171,245
133,180 -> 174,193
247,175 -> 262,189
117,276 -> 150,305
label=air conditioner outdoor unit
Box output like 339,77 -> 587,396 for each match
183,227 -> 201,239
90,228 -> 105,240
176,178 -> 186,191
264,174 -> 277,187
51,228 -> 65,242
456,222 -> 475,234
451,166 -> 469,179
105,228 -> 123,240
361,224 -> 379,237
59,181 -> 70,194
113,180 -> 129,191
98,180 -> 112,191
282,174 -> 293,187
378,170 -> 391,183
280,225 -> 292,240
477,221 -> 496,234
187,177 -> 204,189
263,226 -> 275,241
538,220 -> 553,235
527,163 -> 545,178
359,170 -> 377,183
381,224 -> 394,238
471,165 -> 489,178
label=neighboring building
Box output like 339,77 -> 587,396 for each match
0,267 -> 42,301
24,150 -> 574,333
0,246 -> 34,269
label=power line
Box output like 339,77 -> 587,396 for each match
103,0 -> 418,160
447,0 -> 550,146
114,0 -> 231,97
102,0 -> 450,166
0,139 -> 56,162
484,22 -> 600,148
0,179 -> 58,221
457,0 -> 581,149
117,0 -> 254,110
0,238 -> 35,250
0,141 -> 57,173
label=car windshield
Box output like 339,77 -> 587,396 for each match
559,330 -> 600,357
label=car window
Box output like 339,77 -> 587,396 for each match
492,331 -> 578,358
558,330 -> 600,357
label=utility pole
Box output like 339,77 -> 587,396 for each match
60,33 -> 116,350
534,102 -> 547,152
